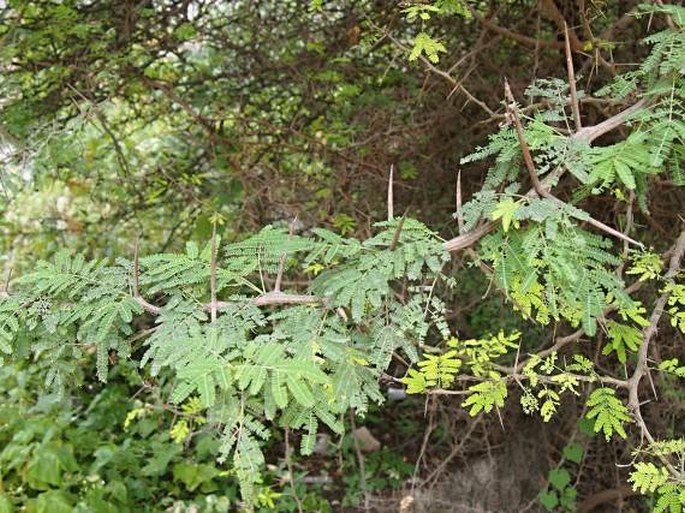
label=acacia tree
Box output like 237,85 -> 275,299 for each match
0,1 -> 684,512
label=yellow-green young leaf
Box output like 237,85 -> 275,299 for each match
585,388 -> 630,441
400,368 -> 430,394
170,419 -> 190,444
540,399 -> 557,422
626,251 -> 662,281
628,462 -> 669,494
408,32 -> 447,63
491,198 -> 520,232
603,321 -> 642,364
658,358 -> 685,377
462,379 -> 507,416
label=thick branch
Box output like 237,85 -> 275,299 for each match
467,5 -> 566,50
209,292 -> 322,311
626,228 -> 685,454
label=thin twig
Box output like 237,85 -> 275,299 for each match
284,428 -> 305,513
382,32 -> 494,116
564,22 -> 582,131
390,211 -> 407,251
349,411 -> 370,511
455,170 -> 465,235
387,164 -> 394,221
210,222 -> 218,323
467,4 -> 566,50
422,416 -> 482,488
1,240 -> 16,297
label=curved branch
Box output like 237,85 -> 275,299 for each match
626,228 -> 685,462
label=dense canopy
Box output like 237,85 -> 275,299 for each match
0,1 -> 684,512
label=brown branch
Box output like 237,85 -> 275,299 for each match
505,80 -> 643,247
540,0 -> 584,51
564,22 -> 582,131
443,96 -> 649,253
626,228 -> 685,461
577,486 -> 635,513
575,0 -> 595,42
387,164 -> 394,221
504,80 -> 546,196
208,292 -> 322,312
455,170 -> 465,235
467,4 -> 566,50
574,98 -> 648,143
443,223 -> 496,253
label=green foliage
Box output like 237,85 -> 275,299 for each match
658,358 -> 685,378
0,2 -> 683,511
462,379 -> 508,416
587,133 -> 659,191
630,462 -> 672,494
603,321 -> 643,364
585,388 -> 630,441
401,331 -> 520,396
539,468 -> 577,512
627,251 -> 664,281
400,350 -> 461,391
0,364 -> 242,512
408,32 -> 447,63
630,442 -> 685,513
664,282 -> 685,332
480,223 -> 629,336
563,443 -> 584,464
490,198 -> 521,233
0,219 -> 450,508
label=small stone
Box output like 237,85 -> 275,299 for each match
352,426 -> 381,452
